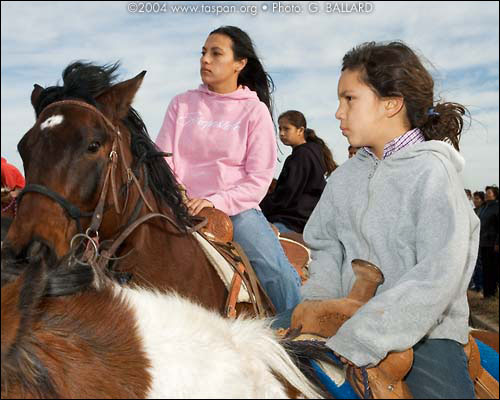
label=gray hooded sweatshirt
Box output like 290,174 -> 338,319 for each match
301,140 -> 480,367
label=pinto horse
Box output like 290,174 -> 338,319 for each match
2,61 -> 265,315
1,254 -> 325,399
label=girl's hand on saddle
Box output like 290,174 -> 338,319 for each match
187,198 -> 214,216
333,351 -> 355,366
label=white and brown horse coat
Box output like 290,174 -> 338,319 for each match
1,260 -> 324,399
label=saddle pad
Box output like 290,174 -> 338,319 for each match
292,334 -> 352,396
310,359 -> 359,399
193,232 -> 250,303
476,338 -> 499,381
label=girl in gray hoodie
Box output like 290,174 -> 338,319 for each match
299,41 -> 480,398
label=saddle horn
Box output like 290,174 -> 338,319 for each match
290,259 -> 385,338
348,259 -> 385,303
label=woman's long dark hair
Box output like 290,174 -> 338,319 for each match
210,26 -> 274,118
278,110 -> 338,177
342,41 -> 468,151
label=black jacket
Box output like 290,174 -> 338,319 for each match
260,142 -> 327,233
478,199 -> 499,247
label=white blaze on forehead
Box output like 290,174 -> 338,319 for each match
40,115 -> 64,130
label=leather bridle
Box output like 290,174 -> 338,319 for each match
17,99 -> 206,278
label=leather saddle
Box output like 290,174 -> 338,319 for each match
194,207 -> 274,319
289,259 -> 499,399
195,208 -> 310,317
198,208 -> 310,281
269,224 -> 310,283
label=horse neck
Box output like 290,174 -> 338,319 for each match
111,213 -> 228,310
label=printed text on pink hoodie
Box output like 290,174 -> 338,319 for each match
155,84 -> 277,216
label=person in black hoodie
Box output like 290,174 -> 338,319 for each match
478,185 -> 499,298
261,110 -> 337,233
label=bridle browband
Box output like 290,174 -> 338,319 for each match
18,99 -> 206,278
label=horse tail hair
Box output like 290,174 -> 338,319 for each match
260,334 -> 329,398
230,318 -> 328,398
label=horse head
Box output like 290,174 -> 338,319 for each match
2,62 -> 189,272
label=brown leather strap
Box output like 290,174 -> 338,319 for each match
198,234 -> 271,318
110,141 -> 122,214
128,166 -> 153,212
225,262 -> 245,319
202,237 -> 260,317
88,161 -> 113,233
39,99 -> 117,133
231,241 -> 276,317
466,336 -> 499,399
475,367 -> 499,399
347,349 -> 414,399
96,212 -> 190,271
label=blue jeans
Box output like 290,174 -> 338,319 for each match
273,222 -> 296,234
271,307 -> 295,329
231,209 -> 301,313
406,339 -> 475,399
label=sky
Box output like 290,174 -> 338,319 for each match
1,1 -> 499,192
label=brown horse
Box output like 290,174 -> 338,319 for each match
1,254 -> 325,399
2,61 -> 241,314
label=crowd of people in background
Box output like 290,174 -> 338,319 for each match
466,186 -> 499,299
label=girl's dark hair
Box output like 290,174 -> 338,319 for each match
278,110 -> 338,177
473,191 -> 485,202
341,41 -> 468,151
210,26 -> 274,118
485,186 -> 499,200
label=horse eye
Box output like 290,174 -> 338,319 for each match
87,141 -> 100,153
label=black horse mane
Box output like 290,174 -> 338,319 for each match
32,61 -> 192,229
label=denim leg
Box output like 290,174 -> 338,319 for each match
273,222 -> 296,234
405,339 -> 475,399
271,307 -> 295,330
231,209 -> 301,314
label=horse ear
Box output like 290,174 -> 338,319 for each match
96,71 -> 146,121
31,84 -> 44,109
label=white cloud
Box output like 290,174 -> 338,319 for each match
1,0 -> 498,191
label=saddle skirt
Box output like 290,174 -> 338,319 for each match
193,232 -> 251,303
193,209 -> 312,305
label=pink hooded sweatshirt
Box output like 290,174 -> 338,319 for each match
155,84 -> 277,216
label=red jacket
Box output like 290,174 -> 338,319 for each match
1,157 -> 25,190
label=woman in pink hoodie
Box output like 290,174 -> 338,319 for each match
155,26 -> 301,313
